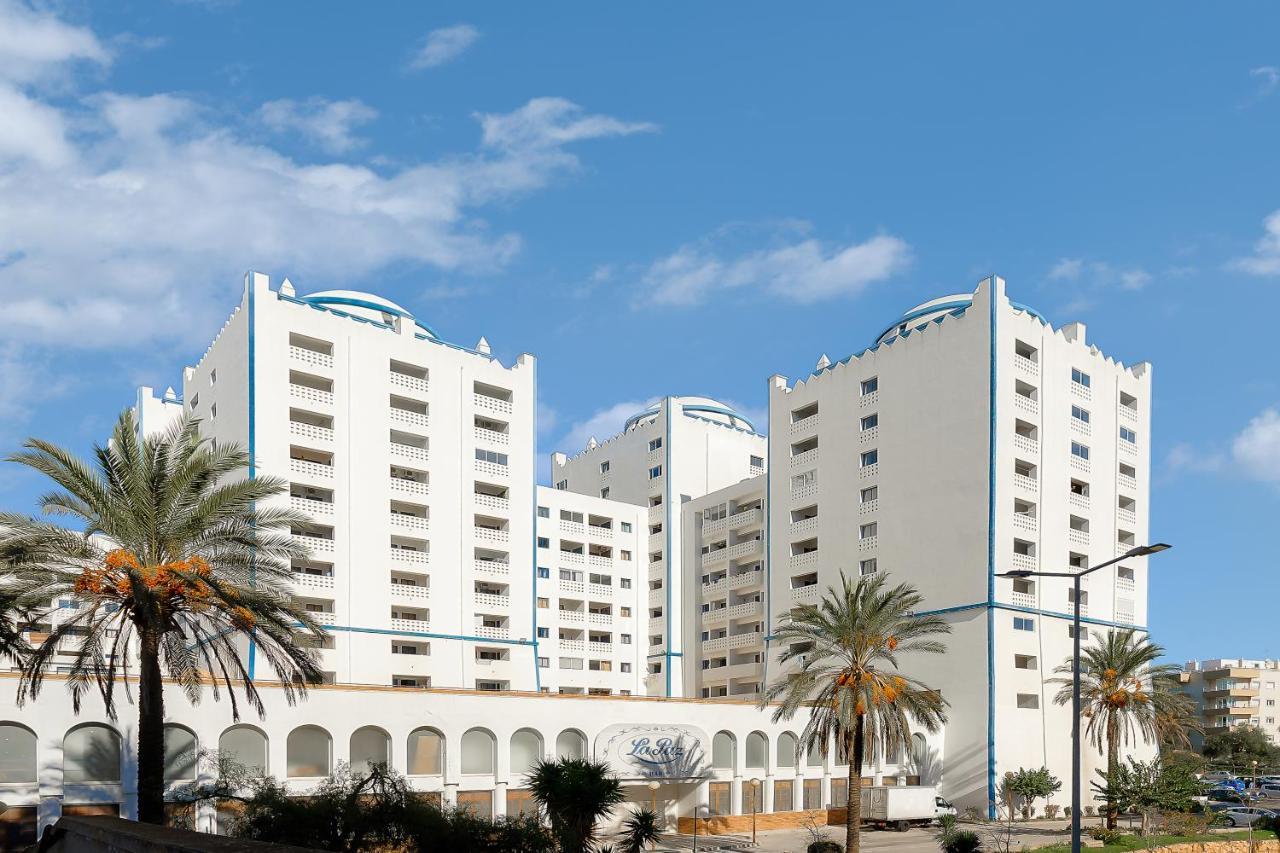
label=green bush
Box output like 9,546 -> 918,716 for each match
1086,826 -> 1125,845
941,829 -> 983,853
807,842 -> 844,853
1044,804 -> 1061,819
1161,811 -> 1212,837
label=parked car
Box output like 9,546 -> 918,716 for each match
1208,788 -> 1257,805
1203,771 -> 1238,783
1259,783 -> 1280,799
1218,807 -> 1277,828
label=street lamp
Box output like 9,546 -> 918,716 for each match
998,542 -> 1171,853
647,780 -> 661,823
750,778 -> 761,845
692,804 -> 709,852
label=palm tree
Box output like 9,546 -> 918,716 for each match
0,587 -> 29,665
0,411 -> 325,824
526,757 -> 624,852
1051,628 -> 1182,829
617,807 -> 662,852
762,572 -> 950,853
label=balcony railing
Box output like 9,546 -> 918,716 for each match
1012,513 -> 1037,533
390,477 -> 429,496
474,527 -> 509,544
390,443 -> 429,462
290,345 -> 332,369
1068,492 -> 1089,510
1013,395 -> 1038,416
1013,354 -> 1039,375
474,393 -> 513,415
474,560 -> 510,576
790,584 -> 820,604
791,449 -> 819,469
475,625 -> 510,639
791,483 -> 818,502
1013,434 -> 1039,456
1013,473 -> 1036,492
390,617 -> 428,633
1011,552 -> 1036,571
390,372 -> 429,394
474,592 -> 510,609
474,493 -> 509,513
475,460 -> 509,479
290,421 -> 334,444
290,383 -> 333,407
390,408 -> 429,429
291,573 -> 334,592
587,525 -> 613,540
293,533 -> 334,553
390,512 -> 429,531
1010,590 -> 1035,608
390,548 -> 429,565
789,551 -> 818,570
390,584 -> 430,601
790,516 -> 818,536
290,458 -> 333,480
790,413 -> 819,436
291,496 -> 333,517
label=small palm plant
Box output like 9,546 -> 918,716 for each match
526,757 -> 624,852
1051,629 -> 1183,828
617,807 -> 662,852
0,411 -> 325,824
762,572 -> 950,853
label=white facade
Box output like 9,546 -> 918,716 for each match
767,276 -> 1154,814
1181,659 -> 1280,745
682,476 -> 768,700
551,397 -> 767,697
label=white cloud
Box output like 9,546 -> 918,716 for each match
1046,258 -> 1152,291
477,97 -> 658,152
1232,408 -> 1280,483
1232,210 -> 1280,276
1047,258 -> 1084,281
0,0 -> 109,85
635,228 -> 910,307
258,97 -> 378,154
1163,442 -> 1225,476
1252,65 -> 1280,96
555,400 -> 653,456
407,24 -> 480,70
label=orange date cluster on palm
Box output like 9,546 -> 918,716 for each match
74,548 -> 217,608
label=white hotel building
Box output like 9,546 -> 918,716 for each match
0,272 -> 1155,839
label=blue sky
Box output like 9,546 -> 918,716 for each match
2,1 -> 1279,664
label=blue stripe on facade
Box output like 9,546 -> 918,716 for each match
914,601 -> 1149,632
985,278 -> 998,818
325,625 -> 535,646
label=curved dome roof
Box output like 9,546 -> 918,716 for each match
874,291 -> 1048,345
624,396 -> 756,433
300,290 -> 440,339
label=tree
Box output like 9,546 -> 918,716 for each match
1090,757 -> 1200,835
0,587 -> 30,665
1005,767 -> 1062,820
616,807 -> 662,853
1051,629 -> 1181,829
762,572 -> 950,853
525,757 -> 624,852
1202,726 -> 1280,772
0,411 -> 325,824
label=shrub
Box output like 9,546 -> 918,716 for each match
942,829 -> 983,853
1087,826 -> 1124,845
964,806 -> 985,823
1084,805 -> 1096,817
808,842 -> 844,853
1063,806 -> 1072,818
1044,804 -> 1060,819
1162,811 -> 1211,837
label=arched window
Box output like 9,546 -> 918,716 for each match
406,728 -> 444,776
911,733 -> 928,767
745,732 -> 767,770
219,726 -> 268,776
806,737 -> 825,767
461,728 -> 496,775
711,732 -> 735,770
555,729 -> 586,761
349,727 -> 391,775
287,725 -> 332,778
776,732 -> 798,769
509,729 -> 543,775
163,725 -> 198,782
0,723 -> 37,783
64,724 -> 122,783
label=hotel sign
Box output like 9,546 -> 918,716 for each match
595,724 -> 711,780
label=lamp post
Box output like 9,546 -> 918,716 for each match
692,804 -> 709,852
750,778 -> 761,844
998,542 -> 1170,853
647,780 -> 661,824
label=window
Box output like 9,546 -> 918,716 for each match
1068,626 -> 1089,640
1071,405 -> 1090,423
219,726 -> 268,776
861,377 -> 879,395
555,480 -> 567,490
859,523 -> 878,540
648,466 -> 662,479
621,633 -> 631,644
620,606 -> 631,617
619,550 -> 631,561
1071,442 -> 1090,460
791,470 -> 817,490
537,506 -> 550,518
648,437 -> 662,451
537,537 -> 549,549
560,510 -> 583,523
1013,617 -> 1035,632
287,725 -> 331,778
599,461 -> 610,473
600,487 -> 610,499
1014,654 -> 1037,670
859,558 -> 878,576
559,569 -> 583,582
860,486 -> 878,503
536,597 -> 548,609
1015,340 -> 1038,361
620,522 -> 632,533
1016,694 -> 1040,709
64,725 -> 122,783
860,449 -> 878,467
475,448 -> 508,465
703,503 -> 727,522
350,727 -> 391,776
621,662 -> 631,672
1071,368 -> 1091,388
861,413 -> 878,430
620,578 -> 632,589
750,454 -> 764,468
1120,426 -> 1137,444
537,656 -> 549,668
461,729 -> 496,775
537,567 -> 550,579
189,393 -> 199,409
209,369 -> 217,385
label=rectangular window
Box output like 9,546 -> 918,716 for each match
536,627 -> 549,638
859,523 -> 878,540
861,377 -> 879,396
1014,654 -> 1037,670
475,448 -> 508,465
621,662 -> 631,673
1120,426 -> 1137,444
1013,617 -> 1035,632
555,480 -> 567,490
537,567 -> 550,579
860,449 -> 878,467
621,634 -> 631,644
620,606 -> 631,617
537,656 -> 549,668
648,466 -> 662,479
1071,405 -> 1090,423
537,506 -> 550,518
619,550 -> 631,561
750,454 -> 764,468
1068,625 -> 1089,640
599,461 -> 610,473
537,537 -> 549,548
1016,693 -> 1040,709
861,413 -> 878,430
790,470 -> 817,489
860,486 -> 878,503
648,437 -> 662,452
620,522 -> 632,533
859,558 -> 877,576
600,487 -> 610,499
536,597 -> 548,608
1071,442 -> 1090,460
1071,368 -> 1091,388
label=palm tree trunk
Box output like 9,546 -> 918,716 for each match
1105,717 -> 1119,830
136,627 -> 166,825
847,720 -> 864,853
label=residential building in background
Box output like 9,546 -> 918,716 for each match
551,396 -> 766,697
1180,659 -> 1280,745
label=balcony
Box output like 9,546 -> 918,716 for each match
728,507 -> 764,530
474,526 -> 509,544
588,524 -> 613,541
1010,590 -> 1035,608
390,372 -> 429,395
789,551 -> 818,570
1068,529 -> 1090,546
791,448 -> 819,469
1010,552 -> 1036,571
587,554 -> 611,568
474,493 -> 509,513
861,390 -> 879,408
290,421 -> 334,444
702,660 -> 763,683
1118,473 -> 1138,491
390,617 -> 428,633
475,625 -> 510,639
390,408 -> 429,430
1012,513 -> 1037,533
474,426 -> 509,447
728,601 -> 762,620
587,612 -> 613,626
702,606 -> 729,624
1069,455 -> 1091,475
474,460 -> 509,479
474,592 -> 510,609
1012,434 -> 1039,456
390,512 -> 429,532
290,572 -> 334,592
390,583 -> 430,602
1068,492 -> 1089,511
560,551 -> 585,565
474,392 -> 513,415
1120,440 -> 1138,457
1013,395 -> 1038,417
291,495 -> 333,517
308,611 -> 337,626
290,345 -> 333,370
1116,575 -> 1136,592
860,498 -> 878,514
860,463 -> 879,479
791,483 -> 818,502
791,516 -> 818,536
1119,508 -> 1136,525
729,631 -> 764,649
559,640 -> 585,653
861,426 -> 879,444
588,582 -> 612,598
1119,404 -> 1138,423
1071,382 -> 1091,401
587,641 -> 613,655
474,560 -> 509,576
729,568 -> 763,589
858,535 -> 878,551
790,584 -> 820,604
560,580 -> 585,594
390,476 -> 429,496
790,413 -> 819,436
701,576 -> 727,596
559,610 -> 585,624
390,442 -> 429,463
290,458 -> 333,480
293,533 -> 334,553
1014,354 -> 1039,375
1013,473 -> 1037,493
701,547 -> 729,568
728,538 -> 763,561
391,547 -> 429,566
702,635 -> 731,653
290,383 -> 333,407
560,520 -> 585,536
